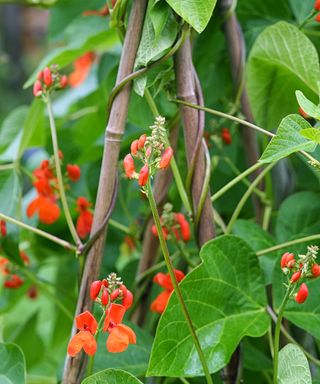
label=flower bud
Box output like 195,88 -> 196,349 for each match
119,284 -> 127,297
122,289 -> 133,309
312,264 -> 320,277
145,147 -> 152,157
67,164 -> 81,182
295,283 -> 308,304
43,67 -> 53,87
123,154 -> 135,178
159,147 -> 173,169
280,252 -> 294,268
90,280 -> 102,301
221,128 -> 232,145
131,140 -> 139,156
33,80 -> 42,97
315,0 -> 320,10
102,279 -> 109,287
138,134 -> 147,149
110,288 -> 119,301
60,75 -> 68,88
290,270 -> 301,283
0,220 -> 7,237
138,165 -> 149,186
101,287 -> 109,306
28,286 -> 38,299
174,213 -> 191,242
37,71 -> 44,81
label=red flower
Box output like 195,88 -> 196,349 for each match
173,213 -> 191,242
150,270 -> 185,314
138,134 -> 147,149
67,311 -> 98,356
0,220 -> 6,237
316,13 -> 320,22
123,154 -> 135,178
69,52 -> 96,87
221,128 -> 232,145
76,197 -> 93,239
4,274 -> 24,289
103,303 -> 136,353
295,283 -> 308,304
312,264 -> 320,277
130,140 -> 139,156
27,195 -> 60,225
60,75 -> 68,88
67,164 -> 81,182
280,252 -> 295,269
315,0 -> 320,10
159,147 -> 173,169
43,67 -> 53,87
138,165 -> 149,186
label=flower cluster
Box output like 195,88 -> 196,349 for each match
123,116 -> 173,192
33,66 -> 68,98
281,246 -> 320,304
151,269 -> 185,313
26,153 -> 83,227
151,203 -> 190,242
0,251 -> 29,289
68,272 -> 136,356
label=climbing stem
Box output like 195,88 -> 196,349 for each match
46,95 -> 82,247
147,180 -> 213,384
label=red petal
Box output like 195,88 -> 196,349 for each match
153,273 -> 173,290
76,211 -> 93,239
103,303 -> 126,332
150,290 -> 171,314
38,197 -> 60,224
106,324 -> 136,353
76,311 -> 98,334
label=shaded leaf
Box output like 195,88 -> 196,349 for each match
0,342 -> 26,384
147,235 -> 269,377
278,344 -> 311,384
259,114 -> 316,163
247,22 -> 320,130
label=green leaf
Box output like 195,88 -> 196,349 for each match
0,106 -> 28,160
18,99 -> 45,158
300,128 -> 320,144
82,368 -> 143,384
278,344 -> 312,384
259,114 -> 316,163
296,90 -> 320,120
247,22 -> 320,130
24,17 -> 118,88
165,0 -> 217,33
0,342 -> 26,384
0,170 -> 21,217
93,323 -> 153,376
147,235 -> 269,377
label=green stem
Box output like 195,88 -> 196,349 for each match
211,162 -> 262,202
273,287 -> 291,384
46,96 -> 82,247
22,268 -> 73,320
144,89 -> 192,215
108,219 -> 131,234
256,234 -> 320,256
0,163 -> 15,171
267,305 -> 320,367
171,99 -> 320,166
226,163 -> 275,234
147,181 -> 213,384
0,212 -> 76,251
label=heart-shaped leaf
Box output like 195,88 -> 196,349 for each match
0,342 -> 26,384
278,344 -> 311,384
147,235 -> 269,377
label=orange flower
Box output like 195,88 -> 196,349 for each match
68,311 -> 98,357
150,270 -> 185,314
103,303 -> 136,353
0,256 -> 9,276
27,195 -> 60,225
69,52 -> 96,87
76,197 -> 93,239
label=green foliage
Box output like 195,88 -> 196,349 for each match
247,22 -> 320,130
278,344 -> 312,384
296,90 -> 320,120
165,0 -> 217,33
147,235 -> 269,377
0,342 -> 26,384
259,114 -> 316,163
82,369 -> 143,384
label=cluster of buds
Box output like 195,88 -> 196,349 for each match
315,0 -> 320,21
281,246 -> 320,304
0,252 -> 29,290
68,272 -> 135,357
151,203 -> 191,242
123,116 -> 173,193
33,65 -> 68,98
